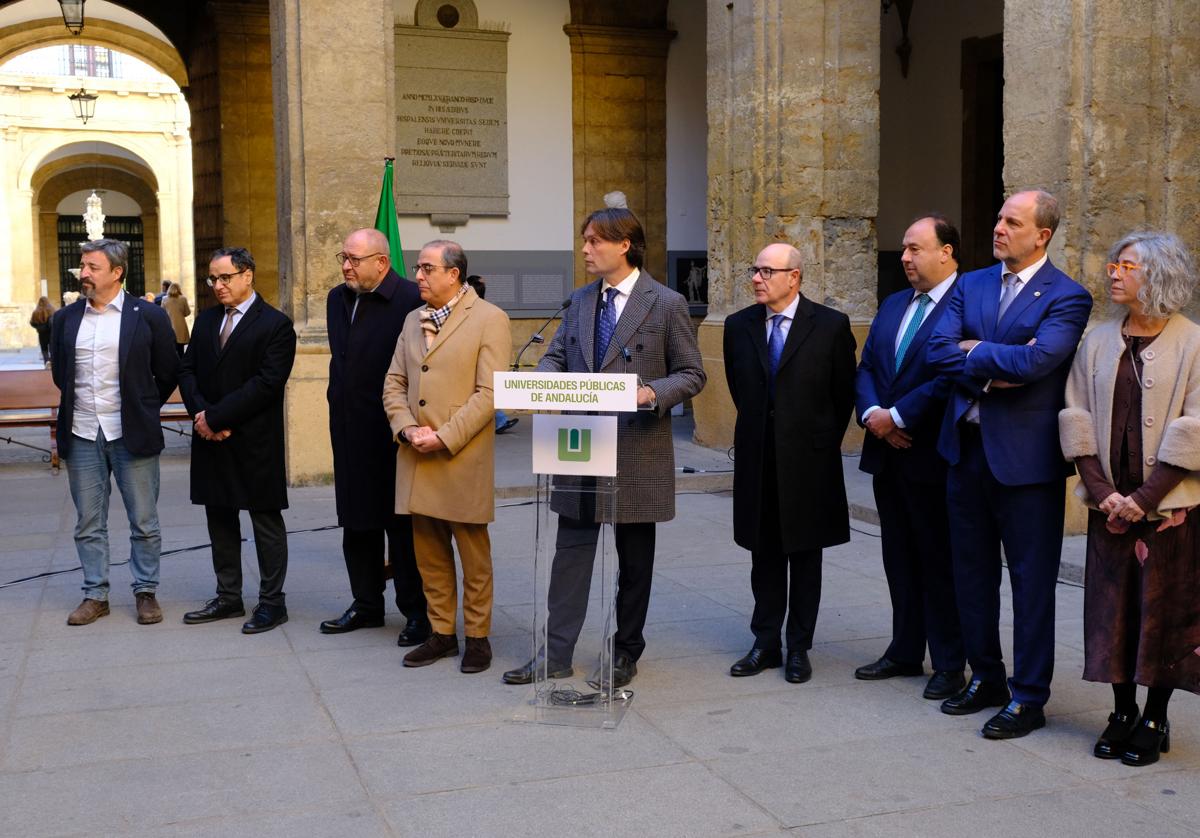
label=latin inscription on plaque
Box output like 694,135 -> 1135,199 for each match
394,24 -> 510,218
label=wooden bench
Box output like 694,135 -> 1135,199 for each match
0,369 -> 189,470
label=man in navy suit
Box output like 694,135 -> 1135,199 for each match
854,214 -> 964,701
50,238 -> 179,627
927,190 -> 1092,738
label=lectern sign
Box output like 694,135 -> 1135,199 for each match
493,372 -> 638,412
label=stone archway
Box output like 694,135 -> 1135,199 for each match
33,159 -> 162,303
0,17 -> 187,86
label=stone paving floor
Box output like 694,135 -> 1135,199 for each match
0,436 -> 1197,837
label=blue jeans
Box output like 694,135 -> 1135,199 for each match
65,429 -> 162,600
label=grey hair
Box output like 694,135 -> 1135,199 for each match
424,239 -> 467,282
1108,231 -> 1197,319
80,238 -> 129,281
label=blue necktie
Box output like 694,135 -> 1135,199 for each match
595,287 -> 618,370
767,314 -> 786,394
996,273 -> 1019,324
894,293 -> 931,372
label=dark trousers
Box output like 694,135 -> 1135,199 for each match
342,515 -> 426,621
873,467 -> 965,672
545,515 -> 656,664
946,425 -> 1064,707
751,449 -> 822,650
205,506 -> 288,608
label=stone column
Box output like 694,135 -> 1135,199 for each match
563,20 -> 675,282
269,0 -> 396,483
1004,0 -> 1200,307
694,0 -> 880,448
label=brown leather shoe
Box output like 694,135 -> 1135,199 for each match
460,636 -> 492,673
402,632 -> 459,667
67,598 -> 110,626
135,592 -> 163,625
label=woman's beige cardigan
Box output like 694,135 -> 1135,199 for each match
1059,312 -> 1200,519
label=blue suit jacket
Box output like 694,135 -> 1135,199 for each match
855,280 -> 956,482
49,291 -> 180,459
926,260 -> 1092,485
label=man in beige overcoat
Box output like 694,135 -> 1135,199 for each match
382,239 -> 511,674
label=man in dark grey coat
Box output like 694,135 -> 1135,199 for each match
502,208 -> 706,687
319,228 -> 429,645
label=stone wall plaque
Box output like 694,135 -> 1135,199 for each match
394,8 -> 510,219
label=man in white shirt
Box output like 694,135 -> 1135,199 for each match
853,214 -> 965,701
49,239 -> 179,626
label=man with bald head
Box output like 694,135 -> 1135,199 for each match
928,190 -> 1092,738
722,242 -> 856,683
320,228 -> 429,644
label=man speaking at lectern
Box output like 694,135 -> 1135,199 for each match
502,208 -> 706,688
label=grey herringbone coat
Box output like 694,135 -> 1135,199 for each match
537,272 -> 706,523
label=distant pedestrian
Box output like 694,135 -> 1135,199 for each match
161,282 -> 191,357
29,296 -> 55,365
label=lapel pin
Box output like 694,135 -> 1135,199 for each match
133,305 -> 139,311
1033,291 -> 1041,297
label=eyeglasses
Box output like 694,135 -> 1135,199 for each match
206,269 -> 247,287
336,251 -> 384,268
411,263 -> 449,275
746,266 -> 796,280
1106,261 -> 1142,278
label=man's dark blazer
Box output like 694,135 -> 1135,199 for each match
855,281 -> 956,483
49,291 -> 179,459
179,293 -> 297,511
723,294 -> 857,554
537,271 -> 706,524
326,268 -> 422,531
926,261 -> 1092,485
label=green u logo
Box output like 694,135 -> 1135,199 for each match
557,427 -> 592,462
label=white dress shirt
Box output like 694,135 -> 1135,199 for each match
863,272 -> 956,428
73,292 -> 126,441
221,291 -> 257,343
600,269 -> 639,322
764,292 -> 801,343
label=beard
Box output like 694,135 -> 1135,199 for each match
79,282 -> 96,299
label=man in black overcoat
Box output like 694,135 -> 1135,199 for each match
179,246 -> 297,634
722,242 -> 856,683
319,228 -> 429,644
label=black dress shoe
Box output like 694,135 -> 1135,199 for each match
396,616 -> 432,647
501,658 -> 574,685
730,647 -> 783,677
182,597 -> 245,625
589,653 -> 638,689
855,656 -> 924,680
242,603 -> 288,634
1121,718 -> 1170,766
940,678 -> 1011,715
923,670 -> 967,700
785,650 -> 812,684
1094,709 -> 1140,759
982,700 -> 1046,739
612,653 -> 637,688
319,607 -> 385,634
